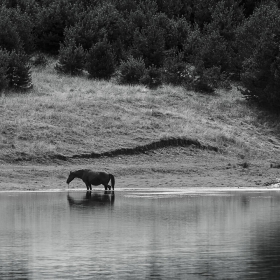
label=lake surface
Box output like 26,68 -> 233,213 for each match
1,188 -> 280,279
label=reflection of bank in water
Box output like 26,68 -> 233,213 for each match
67,191 -> 115,209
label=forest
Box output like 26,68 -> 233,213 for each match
1,0 -> 280,109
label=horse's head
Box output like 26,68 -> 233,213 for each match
66,171 -> 75,184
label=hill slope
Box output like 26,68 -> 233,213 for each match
1,61 -> 280,164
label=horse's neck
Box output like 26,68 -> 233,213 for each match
74,170 -> 85,179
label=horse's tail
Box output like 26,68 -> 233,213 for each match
109,174 -> 115,190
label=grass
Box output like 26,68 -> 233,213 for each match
1,59 -> 280,162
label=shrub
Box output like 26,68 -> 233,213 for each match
55,38 -> 85,75
192,65 -> 221,93
140,65 -> 162,89
181,63 -> 228,93
163,51 -> 188,85
117,56 -> 145,84
0,49 -> 9,91
31,53 -> 47,67
7,50 -> 32,90
86,40 -> 115,79
0,48 -> 32,91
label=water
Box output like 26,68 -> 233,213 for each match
1,188 -> 280,280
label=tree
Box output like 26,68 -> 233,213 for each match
86,39 -> 115,79
7,50 -> 32,89
0,49 -> 9,91
237,2 -> 280,108
0,5 -> 34,53
56,38 -> 85,75
132,21 -> 165,67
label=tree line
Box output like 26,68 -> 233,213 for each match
1,0 -> 280,108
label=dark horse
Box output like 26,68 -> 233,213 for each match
66,169 -> 115,190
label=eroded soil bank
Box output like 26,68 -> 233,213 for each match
0,147 -> 279,192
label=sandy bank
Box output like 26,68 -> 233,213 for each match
1,147 -> 279,192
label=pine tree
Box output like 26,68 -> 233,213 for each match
7,50 -> 32,90
55,38 -> 85,75
86,39 -> 115,79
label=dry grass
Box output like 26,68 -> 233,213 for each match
1,60 -> 280,162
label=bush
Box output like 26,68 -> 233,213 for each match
192,65 -> 221,93
55,38 -> 85,75
163,51 -> 188,85
0,48 -> 32,91
7,50 -> 32,90
181,63 -> 229,93
31,53 -> 47,67
140,65 -> 162,89
0,49 -> 9,91
86,40 -> 115,79
117,56 -> 145,84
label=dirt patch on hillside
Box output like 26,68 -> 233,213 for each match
0,146 -> 279,192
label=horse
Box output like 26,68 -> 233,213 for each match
66,169 -> 115,191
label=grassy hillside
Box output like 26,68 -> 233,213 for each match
1,60 -> 280,163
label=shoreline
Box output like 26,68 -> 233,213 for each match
1,146 -> 279,192
1,186 -> 280,193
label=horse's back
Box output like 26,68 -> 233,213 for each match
84,170 -> 108,177
83,169 -> 99,177
83,170 -> 109,185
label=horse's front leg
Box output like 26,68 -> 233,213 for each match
83,179 -> 90,191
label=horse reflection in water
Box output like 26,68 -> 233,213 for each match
67,191 -> 115,209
